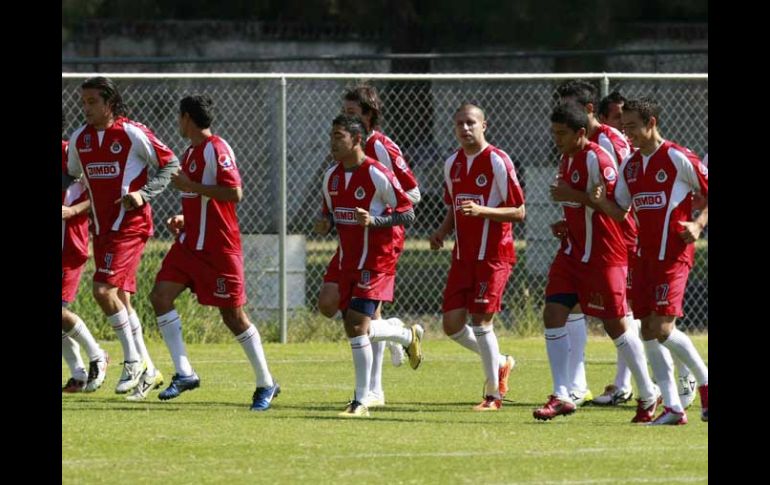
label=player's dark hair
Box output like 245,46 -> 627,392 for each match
332,114 -> 366,149
550,101 -> 588,132
556,80 -> 599,107
81,76 -> 128,117
624,97 -> 662,125
180,95 -> 214,129
343,84 -> 382,129
598,91 -> 627,118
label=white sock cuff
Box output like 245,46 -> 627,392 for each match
613,332 -> 629,347
107,308 -> 129,329
449,326 -> 470,340
545,327 -> 568,339
472,325 -> 494,337
157,309 -> 180,327
349,335 -> 371,348
567,313 -> 585,322
127,310 -> 141,330
236,325 -> 258,344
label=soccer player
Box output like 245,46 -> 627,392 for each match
317,84 -> 422,408
64,76 -> 180,399
61,109 -> 109,393
597,91 -> 626,131
591,97 -> 709,424
534,102 -> 661,422
429,103 -> 524,411
315,114 -> 421,418
149,95 -> 279,410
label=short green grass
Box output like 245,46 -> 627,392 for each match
62,335 -> 708,484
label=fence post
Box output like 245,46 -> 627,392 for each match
279,77 -> 288,344
600,73 -> 609,98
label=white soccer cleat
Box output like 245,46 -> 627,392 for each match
115,360 -> 146,394
361,390 -> 386,408
678,373 -> 698,409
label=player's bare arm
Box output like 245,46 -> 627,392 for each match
550,220 -> 568,239
588,182 -> 629,222
166,215 -> 185,235
459,200 -> 526,223
429,206 -> 455,250
678,204 -> 708,243
313,216 -> 332,236
62,199 -> 91,220
171,170 -> 243,202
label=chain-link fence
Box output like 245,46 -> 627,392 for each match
62,73 -> 708,342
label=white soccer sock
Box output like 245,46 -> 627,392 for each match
474,325 -> 501,398
128,310 -> 155,373
65,317 -> 104,362
368,319 -> 412,346
545,327 -> 571,400
661,328 -> 708,386
644,339 -> 683,412
614,317 -> 639,391
236,325 -> 274,388
566,313 -> 588,395
449,325 -> 508,368
108,308 -> 140,362
369,341 -> 385,395
613,330 -> 656,402
61,331 -> 87,381
349,335 -> 372,403
157,310 -> 193,377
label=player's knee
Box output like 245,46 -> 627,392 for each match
149,286 -> 174,314
318,299 -> 338,318
317,287 -> 339,318
61,307 -> 76,329
92,284 -> 114,305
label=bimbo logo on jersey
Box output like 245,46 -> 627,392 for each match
455,193 -> 484,208
86,161 -> 121,179
333,208 -> 359,225
632,191 -> 667,210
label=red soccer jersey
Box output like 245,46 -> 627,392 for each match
442,144 -> 525,262
557,141 -> 627,266
590,123 -> 637,253
62,140 -> 89,267
322,157 -> 413,274
365,130 -> 419,192
68,117 -> 176,237
615,140 -> 708,264
178,136 -> 242,254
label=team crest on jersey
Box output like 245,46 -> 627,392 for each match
603,166 -> 617,181
218,154 -> 233,170
475,174 -> 488,187
189,160 -> 197,173
110,140 -> 122,154
571,171 -> 580,183
395,156 -> 407,170
330,175 -> 340,193
655,169 -> 668,183
354,186 -> 366,200
625,160 -> 640,183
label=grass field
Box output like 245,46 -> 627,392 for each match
62,335 -> 708,484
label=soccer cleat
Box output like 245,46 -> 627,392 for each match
533,395 -> 576,421
473,395 -> 502,411
698,384 -> 708,422
115,360 -> 146,394
648,406 -> 688,426
251,382 -> 281,411
158,372 -> 201,401
125,369 -> 165,402
631,391 -> 662,423
338,400 -> 370,418
592,384 -> 633,406
678,373 -> 698,409
569,389 -> 594,407
388,341 -> 406,367
404,324 -> 424,370
62,378 -> 86,393
84,351 -> 109,393
498,355 -> 516,397
361,390 -> 386,408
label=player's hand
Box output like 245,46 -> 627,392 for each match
677,221 -> 704,243
314,218 -> 331,235
459,200 -> 484,217
355,207 -> 372,226
166,215 -> 185,235
171,170 -> 195,192
429,231 -> 445,250
589,182 -> 608,205
549,179 -> 573,202
115,191 -> 144,211
62,205 -> 76,220
550,220 -> 568,239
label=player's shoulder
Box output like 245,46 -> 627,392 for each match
664,140 -> 700,164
